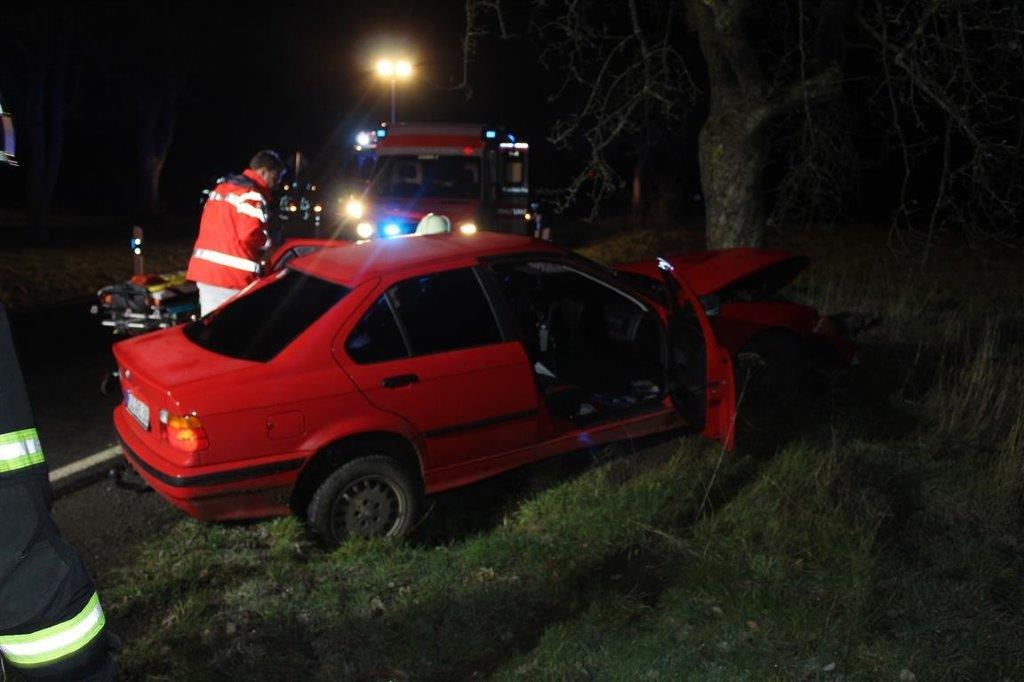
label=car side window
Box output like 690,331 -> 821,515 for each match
387,268 -> 502,356
346,295 -> 409,364
272,246 -> 321,273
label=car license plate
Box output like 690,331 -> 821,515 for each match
125,392 -> 150,430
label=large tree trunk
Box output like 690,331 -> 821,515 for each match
686,0 -> 843,249
699,112 -> 766,248
136,92 -> 176,218
135,65 -> 177,219
685,0 -> 770,248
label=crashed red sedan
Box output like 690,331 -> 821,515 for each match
112,233 -> 854,543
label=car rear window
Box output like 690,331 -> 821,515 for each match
184,270 -> 349,361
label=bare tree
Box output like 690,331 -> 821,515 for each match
858,0 -> 1024,259
119,4 -> 181,220
448,0 -> 510,96
531,0 -> 697,220
461,0 -> 849,247
9,7 -> 72,241
684,0 -> 848,247
135,63 -> 178,218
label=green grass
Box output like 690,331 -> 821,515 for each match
0,237 -> 194,311
99,225 -> 1024,679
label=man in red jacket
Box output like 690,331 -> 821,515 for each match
187,150 -> 286,314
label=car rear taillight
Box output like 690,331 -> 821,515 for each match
164,413 -> 209,453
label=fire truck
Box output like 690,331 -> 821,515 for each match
335,123 -> 538,239
0,98 -> 15,167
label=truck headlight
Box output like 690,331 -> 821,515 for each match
345,198 -> 365,219
458,222 -> 477,235
356,222 -> 375,239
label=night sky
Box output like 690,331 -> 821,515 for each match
1,1 -> 556,217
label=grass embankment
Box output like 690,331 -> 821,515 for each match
0,234 -> 193,311
104,226 -> 1023,679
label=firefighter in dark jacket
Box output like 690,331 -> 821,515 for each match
0,307 -> 117,680
186,150 -> 286,315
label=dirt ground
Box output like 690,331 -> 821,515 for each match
51,480 -> 183,589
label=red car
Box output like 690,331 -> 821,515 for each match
613,249 -> 863,399
112,234 -> 855,543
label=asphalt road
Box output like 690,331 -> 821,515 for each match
9,301 -> 182,578
10,301 -> 120,470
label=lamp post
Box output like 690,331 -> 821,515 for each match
375,58 -> 413,123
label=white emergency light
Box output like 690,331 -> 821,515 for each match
394,60 -> 413,79
344,198 -> 365,219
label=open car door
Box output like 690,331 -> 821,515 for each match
656,258 -> 736,450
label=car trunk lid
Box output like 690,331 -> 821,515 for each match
113,326 -> 255,396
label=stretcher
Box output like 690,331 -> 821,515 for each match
91,271 -> 199,335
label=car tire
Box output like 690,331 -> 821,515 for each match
307,454 -> 421,545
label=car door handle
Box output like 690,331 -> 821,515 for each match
381,374 -> 419,389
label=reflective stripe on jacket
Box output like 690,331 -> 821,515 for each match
186,168 -> 272,289
0,427 -> 44,475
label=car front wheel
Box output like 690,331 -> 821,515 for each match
307,455 -> 421,544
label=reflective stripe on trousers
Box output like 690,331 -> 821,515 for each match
0,428 -> 44,474
192,248 -> 261,273
0,593 -> 106,667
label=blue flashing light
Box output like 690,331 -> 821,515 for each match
507,133 -> 516,142
376,128 -> 387,138
485,129 -> 497,139
383,223 -> 401,237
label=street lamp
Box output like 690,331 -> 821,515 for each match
375,58 -> 413,123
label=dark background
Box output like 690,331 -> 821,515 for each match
3,1 -> 1020,245
0,1 -> 562,218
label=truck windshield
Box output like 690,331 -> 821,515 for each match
184,270 -> 349,362
373,155 -> 480,199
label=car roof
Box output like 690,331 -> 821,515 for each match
290,233 -> 562,286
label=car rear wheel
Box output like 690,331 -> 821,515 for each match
307,454 -> 421,545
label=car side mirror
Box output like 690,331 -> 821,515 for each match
699,294 -> 721,317
1,113 -> 16,166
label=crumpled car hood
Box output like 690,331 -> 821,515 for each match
614,248 -> 810,297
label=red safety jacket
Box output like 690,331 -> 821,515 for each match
186,169 -> 272,289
